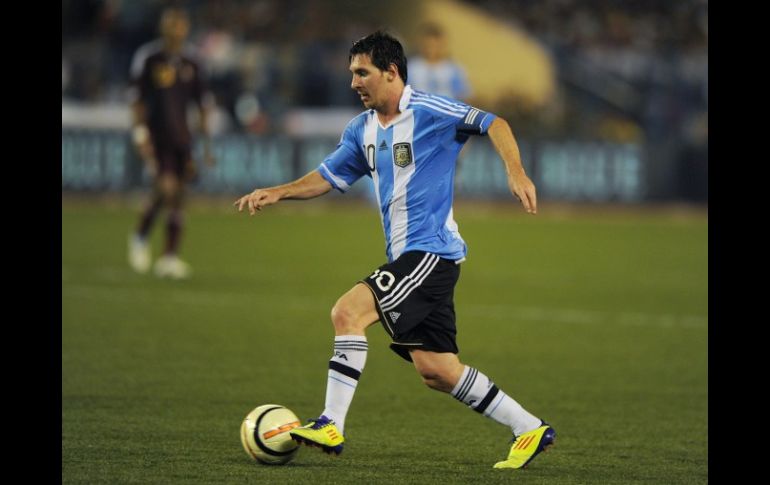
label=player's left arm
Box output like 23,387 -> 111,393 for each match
487,117 -> 537,214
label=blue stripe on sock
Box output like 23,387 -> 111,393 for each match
328,374 -> 357,388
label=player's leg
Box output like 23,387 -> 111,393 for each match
408,348 -> 464,392
129,173 -> 163,274
323,283 -> 379,430
136,184 -> 163,240
410,349 -> 554,468
410,349 -> 542,432
290,283 -> 379,454
386,256 -> 555,469
154,150 -> 191,279
161,174 -> 184,256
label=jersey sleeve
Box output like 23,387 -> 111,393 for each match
318,119 -> 368,193
127,45 -> 152,104
456,106 -> 497,136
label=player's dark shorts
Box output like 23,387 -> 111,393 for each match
154,143 -> 191,179
358,251 -> 461,362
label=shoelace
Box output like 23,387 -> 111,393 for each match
308,418 -> 332,430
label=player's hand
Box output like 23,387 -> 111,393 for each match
234,188 -> 281,215
508,172 -> 537,214
134,139 -> 157,175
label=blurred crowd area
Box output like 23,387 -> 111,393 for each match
479,0 -> 707,149
62,0 -> 707,150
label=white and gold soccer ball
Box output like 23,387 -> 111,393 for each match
240,404 -> 301,465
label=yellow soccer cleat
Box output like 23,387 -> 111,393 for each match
493,422 -> 556,469
289,415 -> 345,455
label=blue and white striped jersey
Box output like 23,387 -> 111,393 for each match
318,85 -> 497,262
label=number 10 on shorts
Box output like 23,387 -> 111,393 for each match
370,269 -> 395,291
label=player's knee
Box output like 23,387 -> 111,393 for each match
330,302 -> 362,333
158,176 -> 181,202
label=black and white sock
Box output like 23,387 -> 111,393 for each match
321,335 -> 368,435
451,365 -> 541,436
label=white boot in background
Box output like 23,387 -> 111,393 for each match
128,234 -> 151,274
154,254 -> 192,279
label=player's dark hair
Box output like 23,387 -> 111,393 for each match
349,31 -> 408,83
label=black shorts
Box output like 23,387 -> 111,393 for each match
154,144 -> 191,179
359,251 -> 461,362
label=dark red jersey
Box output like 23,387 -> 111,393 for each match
129,40 -> 206,149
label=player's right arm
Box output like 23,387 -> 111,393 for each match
235,115 -> 367,215
128,44 -> 157,176
130,101 -> 157,176
234,171 -> 333,215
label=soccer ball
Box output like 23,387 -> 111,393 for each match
240,404 -> 301,465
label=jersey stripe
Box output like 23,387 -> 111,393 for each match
408,100 -> 465,118
320,163 -> 350,192
381,254 -> 440,311
375,121 -> 395,260
388,111 -> 415,260
363,115 -> 383,235
379,252 -> 437,308
411,91 -> 467,111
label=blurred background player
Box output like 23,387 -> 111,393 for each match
127,6 -> 215,279
408,22 -> 471,101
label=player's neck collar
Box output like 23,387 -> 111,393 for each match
398,85 -> 413,112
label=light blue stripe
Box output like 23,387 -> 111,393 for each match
328,374 -> 357,388
486,393 -> 506,416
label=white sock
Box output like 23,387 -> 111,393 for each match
451,365 -> 542,436
321,335 -> 367,435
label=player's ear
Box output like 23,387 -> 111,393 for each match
387,63 -> 398,82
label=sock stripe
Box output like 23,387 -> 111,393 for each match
473,384 -> 500,414
328,374 -> 357,388
452,374 -> 468,401
455,368 -> 478,402
329,361 -> 361,381
484,392 -> 506,417
456,368 -> 477,401
334,344 -> 369,350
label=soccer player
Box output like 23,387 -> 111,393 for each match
235,31 -> 555,469
408,22 -> 471,101
128,7 -> 215,279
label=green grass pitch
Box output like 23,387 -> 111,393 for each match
62,198 -> 707,484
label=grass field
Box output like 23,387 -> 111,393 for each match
62,197 -> 708,484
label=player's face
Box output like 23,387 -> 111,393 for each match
421,35 -> 445,61
161,10 -> 190,43
349,54 -> 388,110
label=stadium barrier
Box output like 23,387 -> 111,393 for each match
62,129 -> 643,202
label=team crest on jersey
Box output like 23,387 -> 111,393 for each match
393,143 -> 413,168
152,63 -> 176,88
